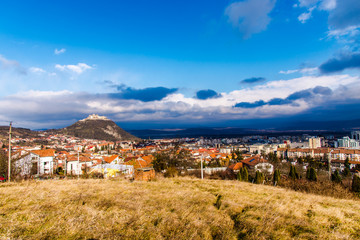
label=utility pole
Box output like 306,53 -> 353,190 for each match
8,122 -> 12,182
328,149 -> 332,180
64,155 -> 67,176
201,155 -> 203,180
77,151 -> 80,179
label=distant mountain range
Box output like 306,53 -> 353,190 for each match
1,117 -> 359,141
127,127 -> 349,139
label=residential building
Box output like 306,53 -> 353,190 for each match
309,137 -> 322,149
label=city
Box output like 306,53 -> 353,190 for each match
1,115 -> 360,184
1,0 -> 360,239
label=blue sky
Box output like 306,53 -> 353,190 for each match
0,0 -> 360,129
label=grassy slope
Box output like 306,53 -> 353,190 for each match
0,178 -> 359,240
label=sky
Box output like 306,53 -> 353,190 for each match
0,0 -> 360,130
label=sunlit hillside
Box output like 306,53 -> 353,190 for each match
1,177 -> 359,239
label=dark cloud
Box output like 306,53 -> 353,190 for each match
235,86 -> 333,108
319,52 -> 360,73
240,77 -> 266,84
267,98 -> 292,105
286,89 -> 313,100
108,86 -> 178,102
312,86 -> 333,95
234,100 -> 266,108
328,0 -> 360,31
195,89 -> 221,100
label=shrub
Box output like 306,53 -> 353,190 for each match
273,169 -> 280,185
306,167 -> 317,182
331,170 -> 342,184
241,167 -> 248,182
343,158 -> 351,177
289,165 -> 299,180
237,171 -> 242,181
164,167 -> 178,178
214,194 -> 222,210
352,174 -> 360,192
343,168 -> 351,177
89,172 -> 104,179
255,171 -> 264,184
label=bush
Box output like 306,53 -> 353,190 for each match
237,171 -> 242,181
343,168 -> 351,177
273,169 -> 281,185
89,172 -> 104,179
241,167 -> 248,182
237,167 -> 249,182
331,170 -> 342,184
306,167 -> 317,182
255,171 -> 264,184
164,167 -> 178,178
289,165 -> 299,180
352,174 -> 360,192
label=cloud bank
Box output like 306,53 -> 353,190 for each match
1,74 -> 359,129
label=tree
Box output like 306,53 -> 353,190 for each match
306,167 -> 310,179
343,158 -> 351,177
267,152 -> 279,164
237,171 -> 242,181
234,149 -> 243,161
352,174 -> 360,192
0,150 -> 8,179
255,171 -> 264,184
345,157 -> 351,169
273,169 -> 281,185
153,149 -> 193,174
231,152 -> 236,161
153,152 -> 169,172
331,169 -> 342,183
241,167 -> 248,182
0,149 -> 17,180
306,167 -> 317,181
289,165 -> 299,180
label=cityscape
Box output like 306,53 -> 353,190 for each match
1,0 -> 360,239
3,114 -> 360,179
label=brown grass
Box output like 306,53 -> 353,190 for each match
0,177 -> 359,239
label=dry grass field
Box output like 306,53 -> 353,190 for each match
0,177 -> 360,240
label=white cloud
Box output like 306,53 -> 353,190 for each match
29,67 -> 46,74
55,63 -> 92,74
54,48 -> 66,55
279,69 -> 298,74
298,0 -> 336,9
326,25 -> 360,40
320,0 -> 336,10
225,0 -> 276,39
298,6 -> 316,23
279,67 -> 318,75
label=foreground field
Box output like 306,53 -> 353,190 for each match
0,177 -> 359,240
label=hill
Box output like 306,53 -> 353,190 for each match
0,177 -> 359,239
0,126 -> 39,140
57,114 -> 139,141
